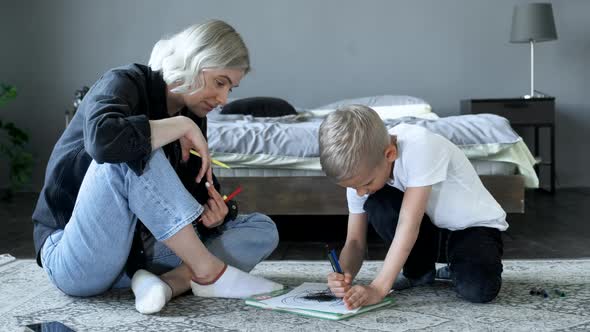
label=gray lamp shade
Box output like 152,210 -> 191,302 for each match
510,3 -> 558,43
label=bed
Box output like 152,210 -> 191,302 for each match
209,96 -> 538,215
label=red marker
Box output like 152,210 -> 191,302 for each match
223,186 -> 242,202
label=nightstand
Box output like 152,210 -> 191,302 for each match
460,97 -> 555,193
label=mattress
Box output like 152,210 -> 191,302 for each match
213,160 -> 517,178
211,140 -> 537,188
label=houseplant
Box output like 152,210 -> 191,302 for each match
0,83 -> 33,201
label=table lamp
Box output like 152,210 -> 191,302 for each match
510,3 -> 558,98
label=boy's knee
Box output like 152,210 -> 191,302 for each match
456,279 -> 501,303
452,263 -> 502,303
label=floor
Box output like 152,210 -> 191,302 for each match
4,259 -> 590,331
1,188 -> 589,260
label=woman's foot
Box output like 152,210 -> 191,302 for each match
191,265 -> 283,298
131,269 -> 172,314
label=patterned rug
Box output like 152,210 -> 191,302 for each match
1,257 -> 589,331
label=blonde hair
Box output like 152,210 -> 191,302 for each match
319,105 -> 390,182
148,20 -> 250,94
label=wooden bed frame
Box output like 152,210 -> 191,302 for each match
219,174 -> 525,215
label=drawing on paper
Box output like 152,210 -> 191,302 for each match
281,287 -> 343,307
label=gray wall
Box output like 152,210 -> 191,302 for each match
1,0 -> 589,190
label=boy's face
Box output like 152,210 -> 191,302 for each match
338,138 -> 397,196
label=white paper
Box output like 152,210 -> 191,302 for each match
259,282 -> 360,314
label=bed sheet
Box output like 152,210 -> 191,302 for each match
213,160 -> 517,178
211,140 -> 538,188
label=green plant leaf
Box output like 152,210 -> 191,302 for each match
0,84 -> 17,107
1,83 -> 33,192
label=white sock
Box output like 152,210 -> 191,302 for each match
131,269 -> 173,314
191,265 -> 283,299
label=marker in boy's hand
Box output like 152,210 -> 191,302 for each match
326,247 -> 352,297
327,272 -> 352,298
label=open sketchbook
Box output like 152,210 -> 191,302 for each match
245,282 -> 394,320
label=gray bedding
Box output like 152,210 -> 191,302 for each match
207,113 -> 520,158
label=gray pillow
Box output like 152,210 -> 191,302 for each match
220,97 -> 296,117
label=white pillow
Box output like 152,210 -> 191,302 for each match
309,95 -> 434,120
309,104 -> 435,120
316,95 -> 430,109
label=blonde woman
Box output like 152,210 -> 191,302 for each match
33,20 -> 282,314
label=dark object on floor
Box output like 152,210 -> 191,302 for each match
529,287 -> 550,298
26,321 -> 75,331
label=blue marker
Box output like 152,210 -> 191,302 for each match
328,248 -> 343,274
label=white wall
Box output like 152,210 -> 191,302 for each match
1,0 -> 589,189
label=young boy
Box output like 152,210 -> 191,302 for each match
319,105 -> 507,309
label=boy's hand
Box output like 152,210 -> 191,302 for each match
343,284 -> 386,310
327,272 -> 353,297
199,182 -> 229,228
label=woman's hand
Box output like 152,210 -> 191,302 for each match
179,121 -> 213,184
198,182 -> 229,228
343,284 -> 386,310
327,272 -> 353,297
149,116 -> 213,184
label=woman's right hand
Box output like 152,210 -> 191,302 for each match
179,121 -> 213,184
327,272 -> 353,297
149,116 -> 213,184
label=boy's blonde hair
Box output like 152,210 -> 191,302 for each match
319,104 -> 390,182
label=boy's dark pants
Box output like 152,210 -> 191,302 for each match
364,185 -> 503,303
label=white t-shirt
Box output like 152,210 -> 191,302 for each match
347,124 -> 508,231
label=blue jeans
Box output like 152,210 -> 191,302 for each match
41,149 -> 279,297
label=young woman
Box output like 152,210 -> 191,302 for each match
32,20 -> 282,314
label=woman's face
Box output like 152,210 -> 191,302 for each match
183,68 -> 244,118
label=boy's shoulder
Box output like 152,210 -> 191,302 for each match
392,124 -> 456,165
390,123 -> 442,145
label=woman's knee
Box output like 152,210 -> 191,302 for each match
247,213 -> 279,251
452,263 -> 503,303
44,253 -> 125,297
50,273 -> 114,297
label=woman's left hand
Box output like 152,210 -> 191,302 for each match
199,182 -> 229,228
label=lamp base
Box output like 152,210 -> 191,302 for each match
522,90 -> 551,99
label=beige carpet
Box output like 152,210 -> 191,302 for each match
1,257 -> 589,331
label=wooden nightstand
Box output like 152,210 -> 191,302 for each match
460,97 -> 555,193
